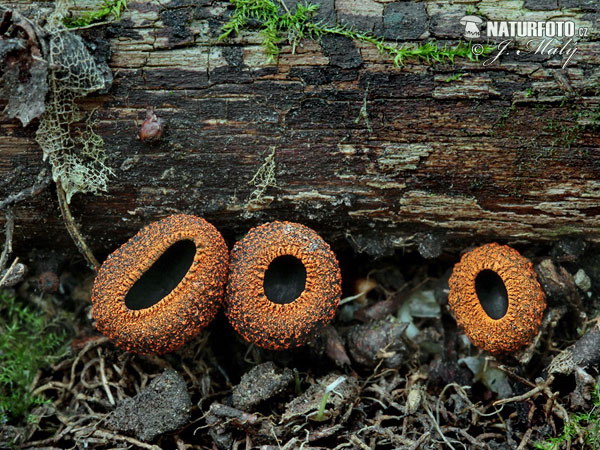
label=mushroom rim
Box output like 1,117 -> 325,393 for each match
91,214 -> 229,354
448,243 -> 546,354
229,239 -> 338,314
225,221 -> 341,344
97,218 -> 224,320
455,259 -> 535,325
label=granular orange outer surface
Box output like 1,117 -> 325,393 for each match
225,221 -> 341,350
91,214 -> 228,355
448,243 -> 546,355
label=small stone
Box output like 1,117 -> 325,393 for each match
574,269 -> 592,292
107,369 -> 191,442
417,232 -> 444,259
232,362 -> 294,411
406,387 -> 422,414
383,2 -> 429,40
347,320 -> 408,368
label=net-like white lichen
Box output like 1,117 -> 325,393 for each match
246,146 -> 277,211
35,11 -> 113,203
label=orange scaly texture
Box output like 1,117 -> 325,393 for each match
448,243 -> 546,355
91,214 -> 228,355
226,221 -> 342,350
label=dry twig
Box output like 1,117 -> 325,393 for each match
56,180 -> 99,270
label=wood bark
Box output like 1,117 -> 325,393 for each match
1,0 -> 600,257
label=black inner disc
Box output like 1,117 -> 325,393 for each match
125,239 -> 196,310
475,269 -> 509,320
263,255 -> 307,304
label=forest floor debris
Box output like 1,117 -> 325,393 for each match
1,241 -> 599,449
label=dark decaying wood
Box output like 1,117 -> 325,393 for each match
1,0 -> 599,258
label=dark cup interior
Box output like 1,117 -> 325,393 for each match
263,255 -> 307,304
475,269 -> 509,320
125,239 -> 196,310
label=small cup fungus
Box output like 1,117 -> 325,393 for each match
225,221 -> 341,350
91,214 -> 228,354
448,243 -> 546,355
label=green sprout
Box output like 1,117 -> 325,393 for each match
63,0 -> 128,28
312,375 -> 346,422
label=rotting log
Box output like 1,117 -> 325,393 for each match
1,0 -> 599,258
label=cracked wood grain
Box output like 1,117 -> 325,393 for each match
0,0 -> 599,257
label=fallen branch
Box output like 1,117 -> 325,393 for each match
548,322 -> 600,375
494,375 -> 569,422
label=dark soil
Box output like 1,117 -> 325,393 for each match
1,238 -> 600,449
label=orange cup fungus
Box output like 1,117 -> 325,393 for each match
91,214 -> 228,355
225,221 -> 341,350
448,243 -> 546,355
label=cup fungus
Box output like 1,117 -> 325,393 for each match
91,214 -> 228,355
225,221 -> 341,350
448,243 -> 546,355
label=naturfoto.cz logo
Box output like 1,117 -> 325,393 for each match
460,16 -> 589,68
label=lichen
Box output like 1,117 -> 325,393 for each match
246,146 -> 277,211
35,7 -> 114,203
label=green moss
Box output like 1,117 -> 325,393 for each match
534,385 -> 600,450
0,291 -> 67,425
576,105 -> 600,131
542,225 -> 593,237
63,0 -> 127,28
443,73 -> 466,83
492,103 -> 516,130
544,104 -> 600,150
220,0 -> 494,65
